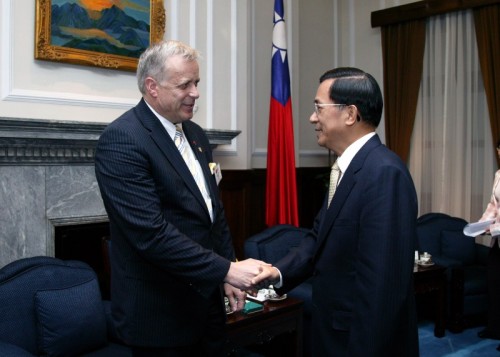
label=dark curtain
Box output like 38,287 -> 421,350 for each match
474,5 -> 500,166
381,20 -> 426,163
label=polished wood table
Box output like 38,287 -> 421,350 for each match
413,264 -> 447,337
225,297 -> 303,356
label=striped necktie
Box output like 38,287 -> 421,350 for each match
174,124 -> 213,221
174,124 -> 185,154
327,160 -> 340,207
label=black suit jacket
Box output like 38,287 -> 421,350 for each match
95,99 -> 234,347
276,135 -> 419,357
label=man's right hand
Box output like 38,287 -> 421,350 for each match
224,259 -> 271,291
251,265 -> 281,290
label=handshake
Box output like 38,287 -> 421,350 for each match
223,258 -> 281,311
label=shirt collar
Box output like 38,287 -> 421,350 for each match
337,132 -> 376,175
144,100 -> 178,141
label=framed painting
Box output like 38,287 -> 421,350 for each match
35,0 -> 165,72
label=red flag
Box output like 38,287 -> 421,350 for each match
265,0 -> 299,227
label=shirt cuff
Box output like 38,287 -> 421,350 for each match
273,267 -> 283,288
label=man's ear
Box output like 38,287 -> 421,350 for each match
345,105 -> 358,126
145,77 -> 159,98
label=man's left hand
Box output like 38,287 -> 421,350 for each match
224,283 -> 246,312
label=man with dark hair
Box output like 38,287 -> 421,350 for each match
254,67 -> 419,356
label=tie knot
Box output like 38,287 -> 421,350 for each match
332,160 -> 340,172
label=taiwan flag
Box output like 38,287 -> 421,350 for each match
265,0 -> 299,227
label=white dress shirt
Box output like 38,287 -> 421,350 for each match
145,102 -> 213,221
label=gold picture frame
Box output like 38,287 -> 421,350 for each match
35,0 -> 165,72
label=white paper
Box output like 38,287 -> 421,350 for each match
246,288 -> 284,302
246,289 -> 269,302
463,219 -> 495,237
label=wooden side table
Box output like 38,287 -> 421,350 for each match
225,297 -> 303,356
413,264 -> 447,337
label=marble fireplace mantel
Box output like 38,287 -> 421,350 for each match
0,117 -> 241,165
0,117 -> 240,268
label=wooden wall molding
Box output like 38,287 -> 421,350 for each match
220,168 -> 328,260
372,0 -> 500,27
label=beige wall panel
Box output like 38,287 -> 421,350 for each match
0,0 -> 419,169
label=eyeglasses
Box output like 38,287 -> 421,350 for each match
314,103 -> 347,116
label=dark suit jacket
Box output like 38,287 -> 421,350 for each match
95,99 -> 234,347
276,135 -> 419,357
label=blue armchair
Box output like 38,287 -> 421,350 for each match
0,256 -> 132,356
244,224 -> 312,356
416,213 -> 489,332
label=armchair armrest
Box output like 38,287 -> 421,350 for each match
474,243 -> 490,265
432,256 -> 463,269
0,341 -> 35,356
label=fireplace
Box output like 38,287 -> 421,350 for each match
0,117 -> 239,270
55,222 -> 110,298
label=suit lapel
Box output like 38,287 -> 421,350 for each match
314,135 -> 382,255
315,167 -> 356,251
135,100 -> 212,219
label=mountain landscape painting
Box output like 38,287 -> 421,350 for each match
50,0 -> 151,58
